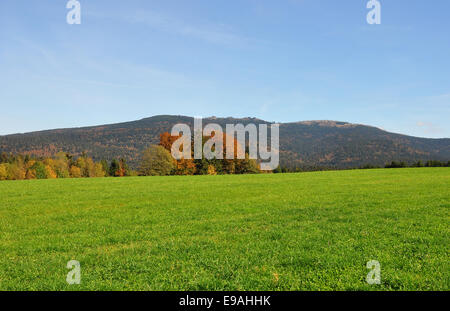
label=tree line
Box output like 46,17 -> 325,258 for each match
273,160 -> 450,173
383,160 -> 450,168
0,152 -> 132,181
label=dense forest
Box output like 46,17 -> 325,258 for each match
0,152 -> 131,181
0,115 -> 449,171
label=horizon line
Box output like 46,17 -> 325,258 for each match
0,114 -> 449,140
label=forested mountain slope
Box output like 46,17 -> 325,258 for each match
1,115 -> 449,169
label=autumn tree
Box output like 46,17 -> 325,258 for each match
159,132 -> 196,175
53,152 -> 70,178
31,162 -> 47,179
45,165 -> 57,179
94,163 -> 105,177
139,145 -> 176,176
100,159 -> 109,176
207,164 -> 217,175
42,158 -> 57,178
159,132 -> 181,151
235,154 -> 260,174
0,164 -> 8,180
119,158 -> 129,177
7,160 -> 26,180
107,158 -> 128,177
70,165 -> 82,178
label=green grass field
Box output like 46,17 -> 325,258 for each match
0,168 -> 448,290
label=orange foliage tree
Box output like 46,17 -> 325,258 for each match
158,131 -> 260,175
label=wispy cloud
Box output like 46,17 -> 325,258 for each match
86,8 -> 249,47
130,10 -> 245,46
3,34 -> 212,91
416,121 -> 444,135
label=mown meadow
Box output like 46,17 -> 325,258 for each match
0,168 -> 448,290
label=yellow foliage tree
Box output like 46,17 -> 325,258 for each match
207,164 -> 217,175
26,169 -> 36,180
0,164 -> 8,180
94,163 -> 105,177
70,166 -> 82,178
7,163 -> 26,180
45,165 -> 57,179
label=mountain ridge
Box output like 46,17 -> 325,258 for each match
3,117 -> 443,140
1,115 -> 449,170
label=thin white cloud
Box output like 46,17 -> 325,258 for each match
87,9 -> 248,47
3,34 -> 213,91
416,121 -> 444,135
129,10 -> 248,46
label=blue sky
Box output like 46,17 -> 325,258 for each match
0,0 -> 449,138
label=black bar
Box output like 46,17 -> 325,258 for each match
0,291 -> 447,309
